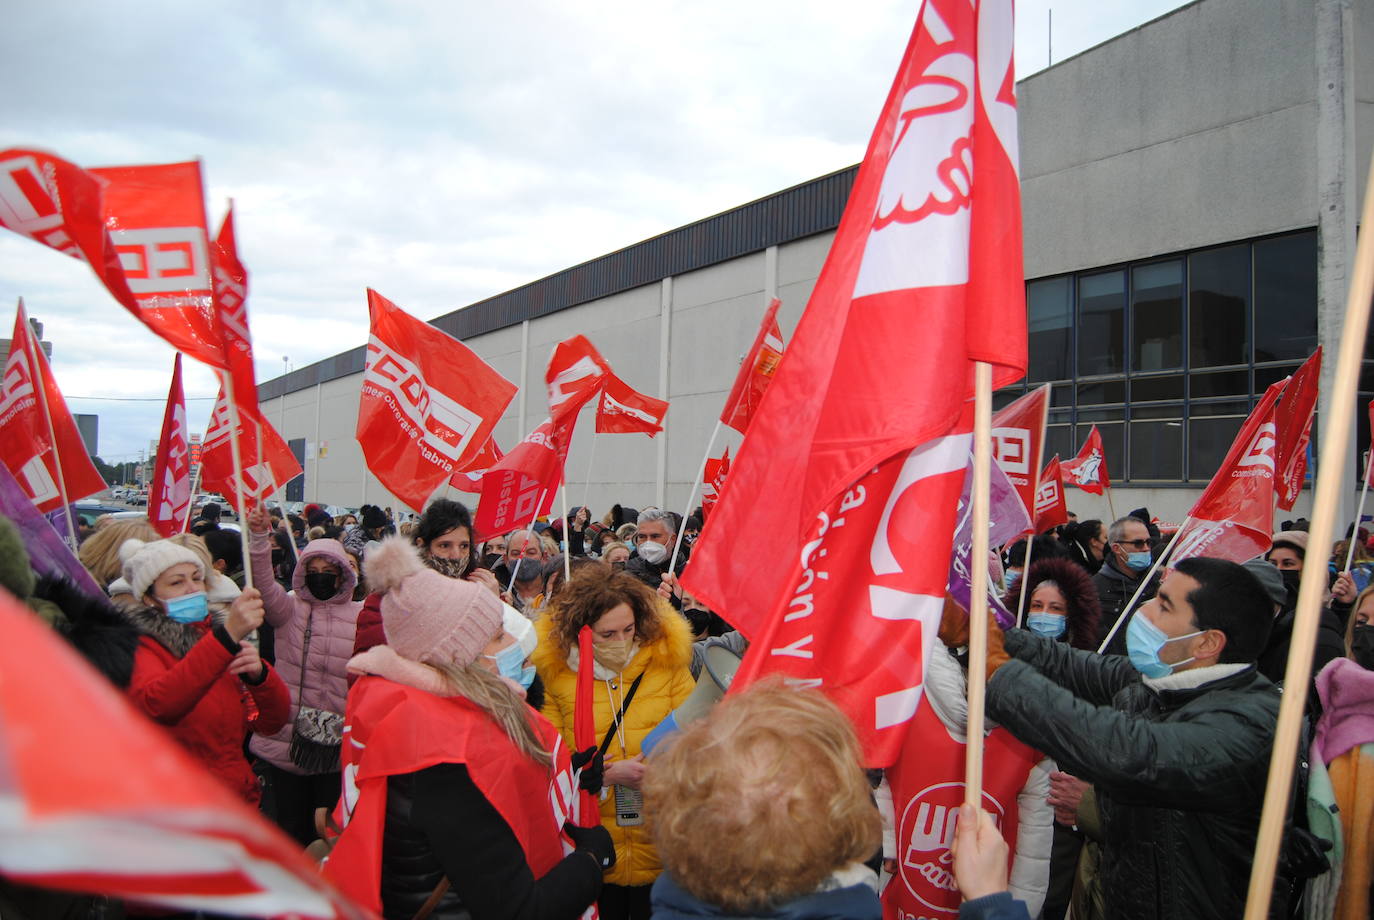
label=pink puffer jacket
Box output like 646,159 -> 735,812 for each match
248,531 -> 362,774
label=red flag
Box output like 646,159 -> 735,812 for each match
595,372 -> 668,436
358,290 -> 518,513
574,626 -> 599,828
684,0 -> 1024,766
449,438 -> 504,494
1061,425 -> 1110,495
199,386 -> 302,513
210,204 -> 259,421
0,149 -> 140,312
1172,383 -> 1283,564
700,447 -> 731,519
1273,347 -> 1320,511
991,384 -> 1050,517
719,298 -> 784,434
148,355 -> 192,538
1033,455 -> 1069,535
89,161 -> 233,373
0,587 -> 363,917
473,419 -> 567,538
0,301 -> 106,512
546,335 -> 611,426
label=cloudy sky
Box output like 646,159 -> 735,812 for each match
0,0 -> 1189,464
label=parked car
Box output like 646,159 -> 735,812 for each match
72,502 -> 128,529
127,491 -> 149,507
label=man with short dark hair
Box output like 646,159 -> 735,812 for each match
1093,516 -> 1159,653
976,556 -> 1283,919
191,501 -> 223,537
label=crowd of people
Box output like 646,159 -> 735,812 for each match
1,494 -> 1371,920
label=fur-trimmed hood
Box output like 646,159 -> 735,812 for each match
1003,556 -> 1102,651
290,538 -> 358,604
123,603 -> 228,659
531,596 -> 694,681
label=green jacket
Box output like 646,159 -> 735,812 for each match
987,629 -> 1282,920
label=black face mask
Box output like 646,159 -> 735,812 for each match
1280,569 -> 1302,596
683,607 -> 711,637
1353,624 -> 1374,671
305,571 -> 340,601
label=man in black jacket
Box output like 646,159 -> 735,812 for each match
980,556 -> 1282,919
1093,515 -> 1159,654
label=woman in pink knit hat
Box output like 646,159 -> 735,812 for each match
324,536 -> 611,920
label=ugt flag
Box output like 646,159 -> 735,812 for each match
700,447 -> 731,519
474,418 -> 567,537
720,297 -> 784,435
1061,425 -> 1110,494
148,354 -> 192,538
685,0 -> 1025,766
596,372 -> 668,437
358,290 -> 517,512
0,300 -> 106,512
210,204 -> 260,423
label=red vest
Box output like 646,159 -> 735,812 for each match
882,695 -> 1040,920
324,676 -> 579,914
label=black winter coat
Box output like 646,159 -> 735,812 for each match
987,630 -> 1283,920
1091,560 -> 1158,655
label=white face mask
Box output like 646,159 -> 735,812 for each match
638,540 -> 668,565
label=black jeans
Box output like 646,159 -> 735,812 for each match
256,762 -> 341,846
599,883 -> 652,920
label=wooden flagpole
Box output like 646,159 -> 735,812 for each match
1014,535 -> 1034,628
1104,484 -> 1118,523
1014,390 -> 1051,627
580,432 -> 598,513
1095,519 -> 1188,654
1344,447 -> 1370,573
219,370 -> 254,592
668,418 -> 724,576
964,362 -> 994,805
19,300 -> 79,550
1242,150 -> 1374,919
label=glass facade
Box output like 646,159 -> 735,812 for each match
1009,229 -> 1318,484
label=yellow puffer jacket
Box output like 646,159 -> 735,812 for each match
533,602 -> 695,888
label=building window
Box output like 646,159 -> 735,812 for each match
1011,229 -> 1318,485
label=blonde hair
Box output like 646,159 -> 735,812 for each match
79,517 -> 159,587
539,533 -> 559,558
429,660 -> 552,767
308,525 -> 326,541
643,679 -> 880,913
600,540 -> 631,562
1347,585 -> 1374,653
1333,539 -> 1371,565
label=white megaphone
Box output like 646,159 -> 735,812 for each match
640,642 -> 742,755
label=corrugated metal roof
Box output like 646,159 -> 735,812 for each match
259,165 -> 857,401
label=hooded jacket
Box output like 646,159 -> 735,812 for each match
533,601 -> 695,888
124,602 -> 290,803
986,629 -> 1282,920
248,530 -> 363,773
1003,556 -> 1101,651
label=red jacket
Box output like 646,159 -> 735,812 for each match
128,623 -> 291,804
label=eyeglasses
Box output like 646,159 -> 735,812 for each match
1115,538 -> 1154,550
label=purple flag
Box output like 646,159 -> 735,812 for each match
946,452 -> 1033,628
0,463 -> 104,597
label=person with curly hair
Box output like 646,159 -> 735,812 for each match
533,566 -> 695,920
643,680 -> 882,920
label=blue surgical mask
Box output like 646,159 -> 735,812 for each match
487,642 -> 534,690
164,590 -> 209,624
1027,612 -> 1067,638
1126,613 -> 1203,678
1126,551 -> 1153,572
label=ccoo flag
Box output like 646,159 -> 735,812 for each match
596,372 -> 669,436
685,0 -> 1026,766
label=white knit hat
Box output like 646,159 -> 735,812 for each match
119,538 -> 206,601
366,536 -> 503,668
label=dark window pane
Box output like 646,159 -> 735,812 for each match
1130,420 -> 1184,481
1077,407 -> 1123,422
1189,416 -> 1245,482
1255,364 -> 1300,392
1049,408 -> 1073,424
1190,399 -> 1251,417
1131,375 -> 1184,402
1079,271 -> 1125,376
1052,383 -> 1074,409
1093,422 -> 1124,485
993,388 -> 1024,411
1132,261 -> 1184,371
1191,370 -> 1248,398
1189,245 -> 1250,368
1254,231 -> 1317,362
1078,379 -> 1125,405
1132,403 -> 1183,420
1045,425 -> 1073,467
1359,363 -> 1374,394
1028,277 -> 1072,382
